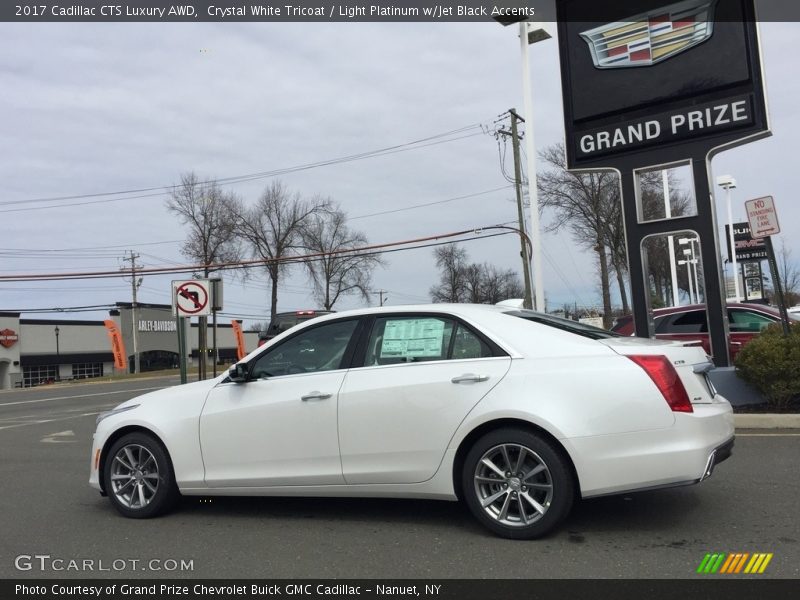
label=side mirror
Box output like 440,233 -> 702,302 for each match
228,363 -> 249,383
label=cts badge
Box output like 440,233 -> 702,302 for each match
581,0 -> 717,68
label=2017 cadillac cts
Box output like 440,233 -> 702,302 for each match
90,304 -> 733,539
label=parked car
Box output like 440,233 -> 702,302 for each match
91,304 -> 732,539
789,305 -> 800,315
612,303 -> 798,361
257,309 -> 334,346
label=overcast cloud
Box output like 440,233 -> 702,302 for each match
1,18 -> 798,326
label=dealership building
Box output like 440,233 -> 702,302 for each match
0,302 -> 257,390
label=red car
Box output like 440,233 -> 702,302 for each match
611,303 -> 798,361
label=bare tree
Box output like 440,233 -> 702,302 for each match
429,245 -> 523,305
301,203 -> 383,310
537,144 -> 619,328
430,245 -> 470,303
777,240 -> 800,307
538,144 -> 693,325
481,264 -> 525,304
232,181 -> 329,323
166,172 -> 241,275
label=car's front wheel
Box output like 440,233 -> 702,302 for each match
462,428 -> 574,539
104,432 -> 180,518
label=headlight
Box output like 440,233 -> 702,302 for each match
96,404 -> 139,426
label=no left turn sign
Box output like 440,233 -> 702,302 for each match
172,280 -> 211,317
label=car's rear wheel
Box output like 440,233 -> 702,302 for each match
462,428 -> 574,539
104,432 -> 180,518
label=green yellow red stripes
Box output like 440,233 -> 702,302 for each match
697,552 -> 773,574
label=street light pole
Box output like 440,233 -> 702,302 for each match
679,259 -> 695,304
679,237 -> 702,302
54,326 -> 60,382
663,171 -> 680,306
717,176 -> 740,302
519,21 -> 550,312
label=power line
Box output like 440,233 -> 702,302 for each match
1,125 -> 487,211
0,226 -> 518,283
349,186 -> 513,221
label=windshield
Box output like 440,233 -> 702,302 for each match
505,310 -> 621,340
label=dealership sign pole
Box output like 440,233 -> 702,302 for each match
557,0 -> 770,367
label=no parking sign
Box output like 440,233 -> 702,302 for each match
171,279 -> 211,317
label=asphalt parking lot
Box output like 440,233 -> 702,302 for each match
1,377 -> 798,579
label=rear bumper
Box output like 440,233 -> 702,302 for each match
565,402 -> 734,498
701,436 -> 734,481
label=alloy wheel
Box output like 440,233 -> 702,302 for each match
472,443 -> 554,527
109,444 -> 160,509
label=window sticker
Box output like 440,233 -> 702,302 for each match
380,319 -> 445,359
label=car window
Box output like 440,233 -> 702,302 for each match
506,310 -> 620,340
251,319 -> 358,378
728,309 -> 775,332
452,323 -> 494,360
660,310 -> 707,333
365,316 -> 455,366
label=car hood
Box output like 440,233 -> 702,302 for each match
114,377 -> 222,411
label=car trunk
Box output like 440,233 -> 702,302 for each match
597,337 -> 721,405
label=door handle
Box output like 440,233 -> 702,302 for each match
451,374 -> 489,384
301,391 -> 332,401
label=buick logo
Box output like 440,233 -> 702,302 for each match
581,0 -> 717,68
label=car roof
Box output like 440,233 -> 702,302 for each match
307,303 -> 511,322
651,302 -> 780,316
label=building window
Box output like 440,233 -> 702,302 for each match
23,365 -> 58,387
72,363 -> 104,380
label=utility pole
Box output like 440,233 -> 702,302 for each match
497,109 -> 534,310
373,290 -> 388,306
122,251 -> 142,374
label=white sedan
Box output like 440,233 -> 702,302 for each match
90,304 -> 733,539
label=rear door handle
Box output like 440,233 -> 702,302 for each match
451,374 -> 489,384
301,391 -> 332,401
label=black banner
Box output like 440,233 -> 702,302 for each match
4,580 -> 800,600
5,0 -> 800,22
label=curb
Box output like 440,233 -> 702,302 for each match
734,414 -> 800,429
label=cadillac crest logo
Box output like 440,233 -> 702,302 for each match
0,329 -> 19,349
581,0 -> 717,68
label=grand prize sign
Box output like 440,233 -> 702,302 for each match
557,0 -> 770,366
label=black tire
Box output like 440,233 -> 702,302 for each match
461,427 -> 574,539
103,432 -> 180,518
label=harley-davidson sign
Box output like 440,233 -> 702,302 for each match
0,329 -> 19,349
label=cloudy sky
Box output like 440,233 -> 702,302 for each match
1,14 -> 798,327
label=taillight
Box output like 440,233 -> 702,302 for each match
628,355 -> 693,413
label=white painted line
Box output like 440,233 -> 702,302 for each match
41,430 -> 75,443
736,433 -> 800,437
0,385 -> 166,408
0,412 -> 103,431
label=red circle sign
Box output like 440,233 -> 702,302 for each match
175,282 -> 209,315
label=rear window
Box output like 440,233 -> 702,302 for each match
505,310 -> 620,340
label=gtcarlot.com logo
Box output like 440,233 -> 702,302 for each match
697,552 -> 773,574
14,554 -> 194,572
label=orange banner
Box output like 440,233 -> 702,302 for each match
103,319 -> 128,370
231,320 -> 246,361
